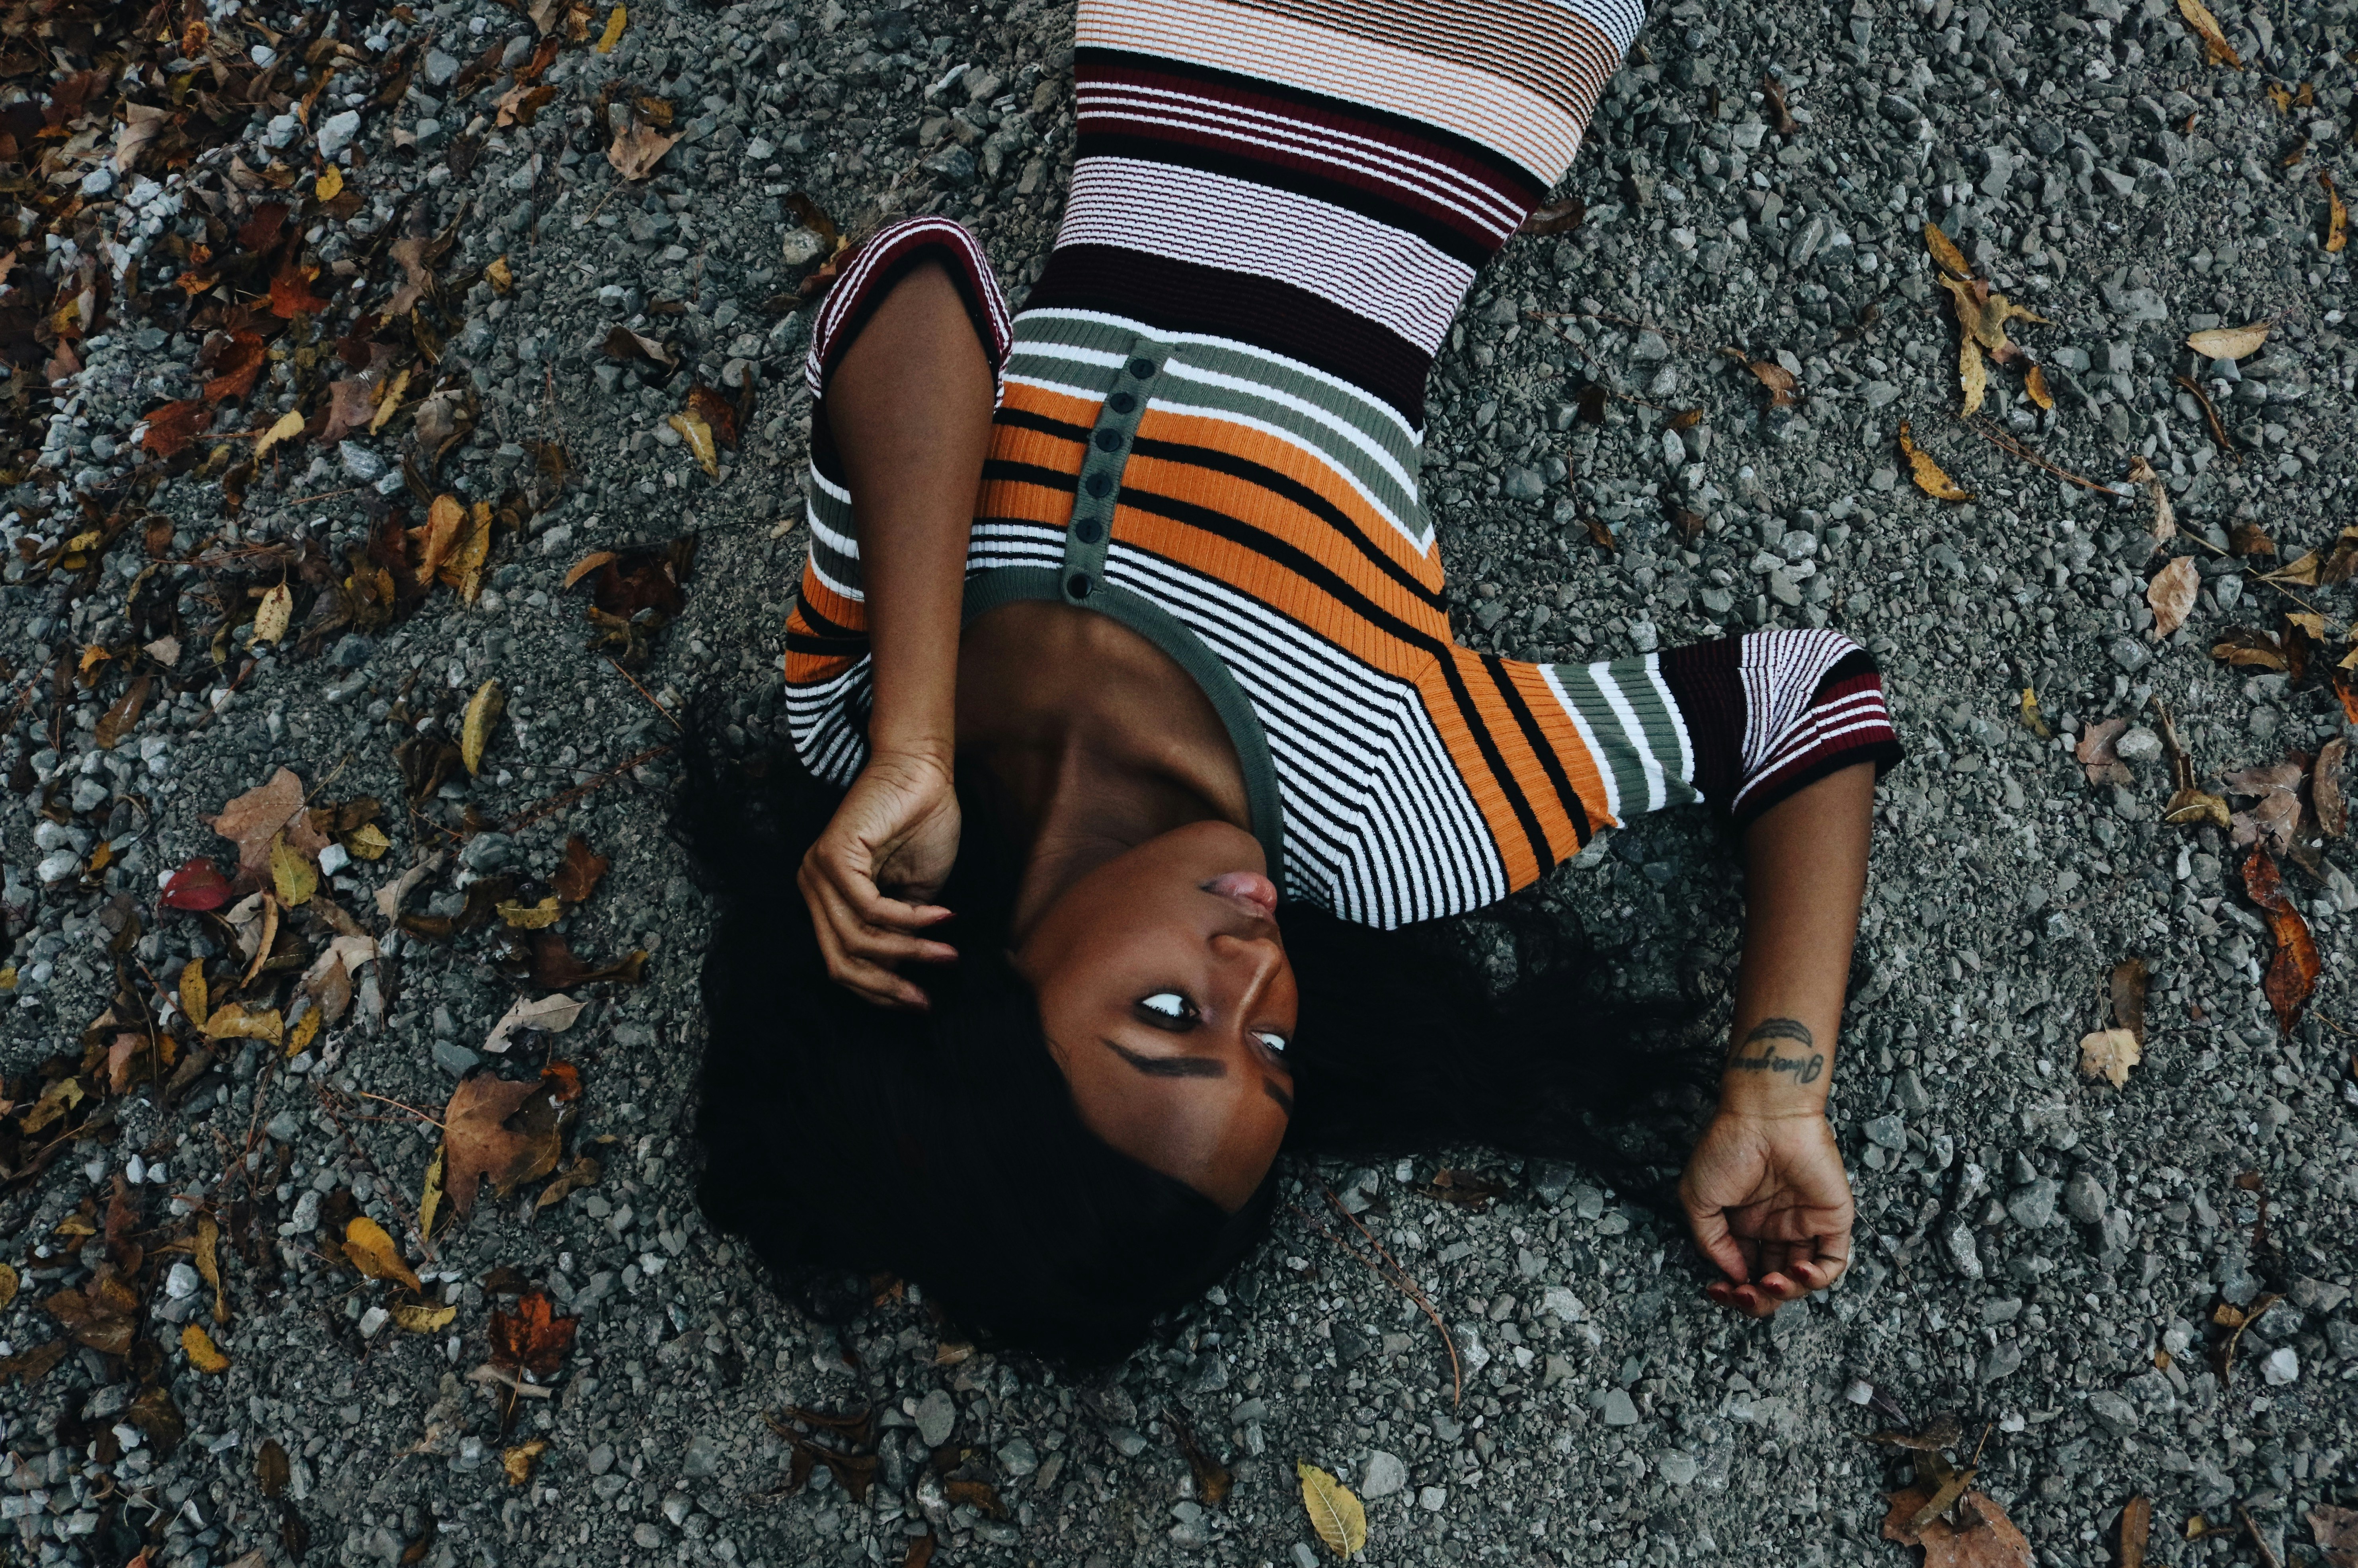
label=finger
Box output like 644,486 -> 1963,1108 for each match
807,876 -> 960,965
1789,1255 -> 1847,1292
802,889 -> 936,1009
1683,1205 -> 1753,1286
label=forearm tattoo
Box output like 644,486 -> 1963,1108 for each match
1728,1017 -> 1825,1084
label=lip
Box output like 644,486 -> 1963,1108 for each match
1200,870 -> 1279,922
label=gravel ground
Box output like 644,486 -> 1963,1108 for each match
4,0 -> 2358,1565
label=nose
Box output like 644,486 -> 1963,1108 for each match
1211,930 -> 1290,1017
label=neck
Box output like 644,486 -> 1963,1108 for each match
988,725 -> 1223,941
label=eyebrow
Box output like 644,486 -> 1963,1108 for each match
1100,1038 -> 1227,1078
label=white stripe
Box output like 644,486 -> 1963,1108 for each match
1733,718 -> 1893,809
1538,664 -> 1619,822
1055,158 -> 1474,355
1590,666 -> 1668,814
806,551 -> 863,605
1147,384 -> 1430,552
1641,656 -> 1696,790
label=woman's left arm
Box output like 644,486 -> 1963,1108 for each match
1677,759 -> 1876,1317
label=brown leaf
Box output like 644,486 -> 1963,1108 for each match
256,1439 -> 291,1498
268,256 -> 332,319
343,1216 -> 422,1290
2076,717 -> 2133,788
534,1155 -> 602,1212
608,119 -> 681,181
2186,322 -> 2272,359
1922,221 -> 1971,280
1881,1484 -> 2032,1568
387,236 -> 435,318
495,81 -> 557,127
2146,556 -> 2198,639
202,332 -> 269,403
944,1479 -> 1006,1519
2023,362 -> 2053,411
687,384 -> 740,448
440,1071 -> 568,1220
1760,73 -> 1798,135
2176,0 -> 2244,66
553,835 -> 609,903
0,1341 -> 70,1387
2316,737 -> 2348,838
141,400 -> 214,457
2223,761 -> 2302,853
488,1287 -> 578,1379
602,325 -> 676,372
1898,422 -> 1974,501
2243,849 -> 2321,1034
237,202 -> 291,254
1746,358 -> 1801,408
208,768 -> 322,891
1957,334 -> 1988,416
2120,1494 -> 2152,1568
43,1269 -> 141,1355
2110,957 -> 2149,1046
2211,626 -> 2288,671
2325,171 -> 2348,254
319,378 -> 377,445
418,494 -> 466,581
1519,197 -> 1586,236
95,675 -> 153,750
528,930 -> 648,989
2311,1505 -> 2358,1568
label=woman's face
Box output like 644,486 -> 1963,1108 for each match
1014,819 -> 1297,1211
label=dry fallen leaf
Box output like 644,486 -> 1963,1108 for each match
608,118 -> 681,181
2018,688 -> 2050,739
2124,454 -> 2176,542
252,410 -> 306,464
2110,956 -> 2150,1047
1937,273 -> 2051,365
596,4 -> 628,51
342,1217 -> 422,1290
1882,1483 -> 2033,1568
2310,1505 -> 2358,1568
201,1002 -> 283,1047
2224,761 -> 2303,853
1297,1463 -> 1367,1559
489,1287 -> 579,1378
535,1154 -> 603,1212
1898,422 -> 1974,501
140,399 -> 214,457
181,1322 -> 231,1374
1519,197 -> 1586,236
668,410 -> 719,477
554,835 -> 609,903
2077,717 -> 2132,787
462,679 -> 505,775
2146,557 -> 2198,639
2177,0 -> 2243,66
1745,358 -> 1802,408
2186,322 -> 2271,360
2317,737 -> 2348,838
2326,172 -> 2349,254
394,1301 -> 458,1333
2211,626 -> 2289,671
503,1439 -> 550,1486
269,832 -> 317,908
2023,363 -> 2053,411
0,1263 -> 16,1312
1922,221 -> 1971,280
2120,1494 -> 2152,1568
251,581 -> 294,646
441,1070 -> 571,1220
1958,335 -> 1988,416
2079,1027 -> 2142,1088
483,993 -> 585,1054
2243,848 -> 2320,1034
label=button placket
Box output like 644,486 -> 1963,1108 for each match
1061,340 -> 1167,603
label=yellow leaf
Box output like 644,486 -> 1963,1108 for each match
1921,220 -> 1970,279
342,1216 -> 422,1290
1897,421 -> 1974,502
595,4 -> 626,52
179,958 -> 210,1031
2325,172 -> 2348,254
252,580 -> 293,646
462,679 -> 505,776
0,1261 -> 17,1311
344,822 -> 393,861
393,1301 -> 458,1334
252,409 -> 305,464
287,1006 -> 321,1058
1297,1463 -> 1368,1559
496,896 -> 563,929
486,255 -> 514,294
419,1145 -> 446,1240
315,165 -> 343,201
369,365 -> 411,434
2078,1027 -> 2142,1088
1958,335 -> 1987,417
268,831 -> 316,907
201,1002 -> 283,1047
2023,363 -> 2054,411
2176,0 -> 2243,66
182,1323 -> 232,1374
669,410 -> 719,478
2186,322 -> 2271,360
2019,687 -> 2051,739
564,550 -> 617,589
503,1439 -> 551,1486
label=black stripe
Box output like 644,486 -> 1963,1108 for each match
993,403 -> 1095,444
1128,431 -> 1445,611
790,594 -> 864,641
981,456 -> 1084,497
1024,245 -> 1431,431
1078,129 -> 1493,267
1075,46 -> 1545,207
1478,652 -> 1592,851
785,630 -> 870,657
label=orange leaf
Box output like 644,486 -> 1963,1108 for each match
2242,850 -> 2320,1033
488,1286 -> 578,1379
269,257 -> 332,318
1881,1484 -> 2032,1567
140,400 -> 213,458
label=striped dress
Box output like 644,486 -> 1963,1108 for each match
782,0 -> 1904,929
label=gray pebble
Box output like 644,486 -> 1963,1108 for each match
914,1389 -> 956,1448
1360,1450 -> 1407,1499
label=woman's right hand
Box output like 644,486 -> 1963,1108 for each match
798,747 -> 962,1009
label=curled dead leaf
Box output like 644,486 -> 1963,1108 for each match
2176,0 -> 2243,66
669,411 -> 719,478
2079,1028 -> 2141,1088
2317,737 -> 2348,839
608,119 -> 681,181
2023,363 -> 2053,411
1958,335 -> 1987,416
1922,221 -> 1971,280
462,679 -> 505,775
251,410 -> 306,465
343,1217 -> 422,1290
2186,322 -> 2270,360
2326,172 -> 2349,254
181,1322 -> 231,1374
1898,422 -> 1974,502
2146,556 -> 2198,640
2243,849 -> 2320,1034
394,1301 -> 458,1333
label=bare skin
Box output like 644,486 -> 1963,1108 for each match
799,256 -> 1873,1308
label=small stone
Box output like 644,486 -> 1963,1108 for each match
587,1443 -> 616,1475
1944,1225 -> 1984,1281
164,1262 -> 201,1300
316,110 -> 363,159
2107,636 -> 2152,673
1418,1486 -> 1449,1512
2064,1170 -> 2109,1225
2087,1390 -> 2139,1436
1631,330 -> 1671,361
1360,1451 -> 1407,1500
431,1040 -> 480,1077
1891,1070 -> 1931,1113
423,48 -> 462,85
2006,1178 -> 2060,1229
2113,725 -> 2162,764
2260,1347 -> 2298,1386
339,441 -> 385,481
1863,1114 -> 1906,1150
1601,1389 -> 1639,1426
36,848 -> 80,883
358,1305 -> 389,1338
682,1433 -> 720,1478
1980,1340 -> 2024,1383
1657,1451 -> 1700,1485
1502,466 -> 1547,501
1108,1426 -> 1149,1457
632,1523 -> 664,1550
70,776 -> 110,813
921,145 -> 977,187
914,1389 -> 956,1447
996,1438 -> 1038,1477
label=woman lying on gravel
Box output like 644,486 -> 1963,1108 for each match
685,0 -> 1903,1360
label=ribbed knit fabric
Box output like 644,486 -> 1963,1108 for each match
782,0 -> 1902,928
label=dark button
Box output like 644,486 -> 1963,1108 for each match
1084,472 -> 1112,498
1073,516 -> 1102,544
1067,572 -> 1092,599
1108,391 -> 1137,414
1093,428 -> 1124,452
1129,357 -> 1155,379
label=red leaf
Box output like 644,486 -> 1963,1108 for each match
2243,849 -> 2322,1034
201,331 -> 268,404
160,857 -> 232,912
139,400 -> 213,458
488,1287 -> 578,1379
269,257 -> 332,319
236,201 -> 289,254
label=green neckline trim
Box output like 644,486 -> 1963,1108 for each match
962,568 -> 1286,876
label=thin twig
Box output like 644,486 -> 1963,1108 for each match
2238,1504 -> 2283,1568
1293,1182 -> 1465,1409
502,741 -> 674,833
348,1088 -> 444,1128
2173,528 -> 2335,620
314,1082 -> 439,1265
1965,418 -> 2117,494
603,655 -> 683,731
284,484 -> 365,507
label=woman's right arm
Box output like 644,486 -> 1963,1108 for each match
796,254 -> 1000,1008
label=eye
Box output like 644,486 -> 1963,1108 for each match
1254,1031 -> 1288,1055
1139,992 -> 1195,1022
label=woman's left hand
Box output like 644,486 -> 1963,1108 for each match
1677,1109 -> 1854,1318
